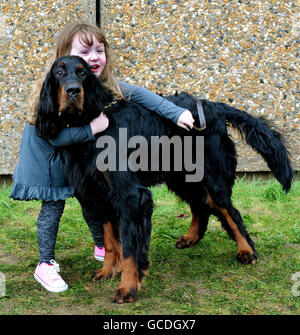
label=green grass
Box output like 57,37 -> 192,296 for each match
0,177 -> 299,315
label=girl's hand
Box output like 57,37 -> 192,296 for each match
177,110 -> 195,131
90,113 -> 109,135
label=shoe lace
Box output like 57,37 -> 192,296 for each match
48,259 -> 61,280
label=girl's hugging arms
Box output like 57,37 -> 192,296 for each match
48,80 -> 195,148
48,113 -> 109,147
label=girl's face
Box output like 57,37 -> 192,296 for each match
70,33 -> 106,78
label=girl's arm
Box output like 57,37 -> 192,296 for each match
118,81 -> 194,129
48,113 -> 109,147
47,125 -> 94,147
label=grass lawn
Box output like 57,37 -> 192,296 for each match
0,177 -> 299,315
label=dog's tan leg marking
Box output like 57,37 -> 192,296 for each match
113,256 -> 139,303
220,208 -> 257,265
176,209 -> 200,249
92,221 -> 121,281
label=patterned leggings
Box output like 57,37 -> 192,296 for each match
37,200 -> 104,263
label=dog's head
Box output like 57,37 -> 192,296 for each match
35,55 -> 113,139
54,56 -> 86,116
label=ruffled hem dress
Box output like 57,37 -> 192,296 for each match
9,123 -> 94,201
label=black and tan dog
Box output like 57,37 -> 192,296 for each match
36,56 -> 294,303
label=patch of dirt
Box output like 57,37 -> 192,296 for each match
0,247 -> 19,265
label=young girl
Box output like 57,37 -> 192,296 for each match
9,22 -> 195,293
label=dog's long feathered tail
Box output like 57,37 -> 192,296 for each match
211,102 -> 294,192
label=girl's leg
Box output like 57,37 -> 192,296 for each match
37,200 -> 65,263
81,206 -> 104,247
35,200 -> 68,293
77,198 -> 104,248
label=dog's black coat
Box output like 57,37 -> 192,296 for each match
36,56 -> 294,301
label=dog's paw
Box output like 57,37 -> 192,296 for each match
92,269 -> 114,282
237,251 -> 258,265
112,287 -> 138,304
92,270 -> 107,282
92,267 -> 121,282
175,236 -> 197,249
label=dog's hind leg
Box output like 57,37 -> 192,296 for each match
92,221 -> 122,281
208,196 -> 258,265
217,205 -> 258,265
113,185 -> 153,303
176,205 -> 211,249
166,181 -> 211,249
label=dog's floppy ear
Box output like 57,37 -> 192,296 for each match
82,73 -> 114,122
35,71 -> 61,139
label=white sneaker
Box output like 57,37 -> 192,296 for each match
34,259 -> 68,293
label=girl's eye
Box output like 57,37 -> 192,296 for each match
80,50 -> 88,55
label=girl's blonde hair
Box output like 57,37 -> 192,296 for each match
27,22 -> 123,125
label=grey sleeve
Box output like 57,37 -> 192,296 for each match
48,125 -> 95,147
118,81 -> 185,124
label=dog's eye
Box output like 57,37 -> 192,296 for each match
56,70 -> 64,76
79,70 -> 86,77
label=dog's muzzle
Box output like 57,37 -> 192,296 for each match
58,82 -> 84,117
65,83 -> 82,99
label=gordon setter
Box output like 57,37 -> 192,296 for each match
36,56 -> 294,303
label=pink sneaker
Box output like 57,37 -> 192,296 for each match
34,259 -> 68,293
94,246 -> 105,261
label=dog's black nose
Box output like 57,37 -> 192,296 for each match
66,86 -> 81,97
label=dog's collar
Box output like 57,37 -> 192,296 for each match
194,99 -> 206,131
104,100 -> 117,110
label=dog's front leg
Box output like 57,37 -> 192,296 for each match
92,221 -> 122,280
113,256 -> 140,303
112,187 -> 153,303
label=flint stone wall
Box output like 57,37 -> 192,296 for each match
0,0 -> 299,175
